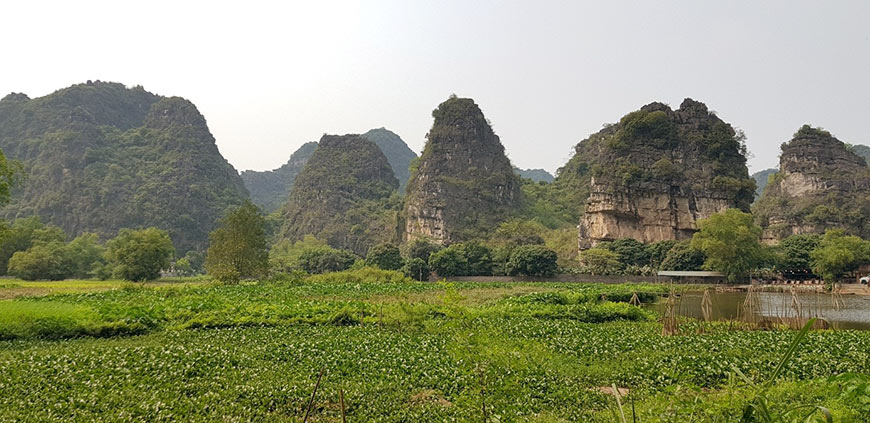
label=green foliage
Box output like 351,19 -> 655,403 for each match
692,209 -> 766,281
105,228 -> 175,281
606,238 -> 651,268
646,240 -> 679,269
810,229 -> 870,281
269,235 -> 328,273
402,237 -> 441,263
240,141 -> 318,213
613,110 -> 677,150
428,245 -> 467,277
281,134 -> 400,255
660,241 -> 707,271
490,219 -> 547,247
505,245 -> 558,277
204,201 -> 269,283
0,82 -> 249,252
7,241 -> 72,281
362,128 -> 417,193
580,248 -> 621,275
401,257 -> 429,281
775,234 -> 821,272
297,246 -> 357,274
365,243 -> 404,271
0,217 -> 66,275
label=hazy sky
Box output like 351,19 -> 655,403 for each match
3,1 -> 869,174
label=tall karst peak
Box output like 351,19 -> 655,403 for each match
573,98 -> 755,248
280,134 -> 400,255
754,125 -> 870,242
403,95 -> 521,243
0,81 -> 248,252
361,127 -> 417,193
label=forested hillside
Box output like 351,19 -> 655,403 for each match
0,81 -> 249,252
240,142 -> 317,213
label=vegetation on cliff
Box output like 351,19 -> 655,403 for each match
0,81 -> 249,252
404,95 -> 522,243
240,142 -> 317,213
279,134 -> 400,255
361,128 -> 417,193
754,125 -> 870,240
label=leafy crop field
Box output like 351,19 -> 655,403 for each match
0,271 -> 868,422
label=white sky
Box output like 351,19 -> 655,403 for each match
2,0 -> 869,174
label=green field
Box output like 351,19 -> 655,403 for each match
1,271 -> 868,422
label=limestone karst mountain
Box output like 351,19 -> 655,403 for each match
0,81 -> 249,252
241,128 -> 416,212
361,128 -> 417,193
754,125 -> 870,242
240,142 -> 317,213
403,96 -> 521,243
564,98 -> 755,248
514,167 -> 554,183
751,168 -> 778,200
279,134 -> 400,255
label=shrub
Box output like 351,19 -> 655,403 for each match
366,243 -> 404,271
402,238 -> 441,263
7,241 -> 72,281
579,248 -> 621,275
429,246 -> 467,277
660,241 -> 706,271
506,245 -> 558,277
105,228 -> 175,281
606,238 -> 650,268
298,247 -> 357,274
306,266 -> 412,284
402,257 -> 429,281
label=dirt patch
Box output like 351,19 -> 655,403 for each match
410,389 -> 452,407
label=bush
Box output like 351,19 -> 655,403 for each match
660,241 -> 706,271
105,228 -> 175,281
579,248 -> 621,275
402,257 -> 429,281
366,243 -> 404,271
298,247 -> 357,274
429,246 -> 467,277
606,238 -> 650,268
506,245 -> 558,277
205,201 -> 269,283
306,266 -> 412,284
7,242 -> 72,281
402,238 -> 441,263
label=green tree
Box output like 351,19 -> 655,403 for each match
490,219 -> 547,247
660,242 -> 706,271
0,217 -> 65,274
7,241 -> 72,281
402,237 -> 441,263
775,234 -> 821,272
105,228 -> 175,281
365,243 -> 404,271
205,202 -> 269,283
506,245 -> 558,277
269,235 -> 328,273
298,247 -> 357,274
402,257 -> 429,281
811,229 -> 870,281
691,209 -> 765,281
606,238 -> 650,268
579,248 -> 621,275
646,240 -> 678,269
65,233 -> 106,278
429,245 -> 468,277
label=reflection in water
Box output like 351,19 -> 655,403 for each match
647,290 -> 870,330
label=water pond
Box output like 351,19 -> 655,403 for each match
647,288 -> 870,330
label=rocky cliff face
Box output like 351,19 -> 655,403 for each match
574,99 -> 755,248
403,96 -> 521,243
240,142 -> 317,213
279,134 -> 400,254
754,125 -> 870,242
0,81 -> 249,252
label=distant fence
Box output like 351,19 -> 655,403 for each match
439,274 -> 728,284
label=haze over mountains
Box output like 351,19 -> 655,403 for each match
1,81 -> 869,257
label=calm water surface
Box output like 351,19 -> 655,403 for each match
647,290 -> 870,330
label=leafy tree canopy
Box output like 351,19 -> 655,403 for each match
105,228 -> 174,281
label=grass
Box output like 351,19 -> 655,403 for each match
0,274 -> 868,421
